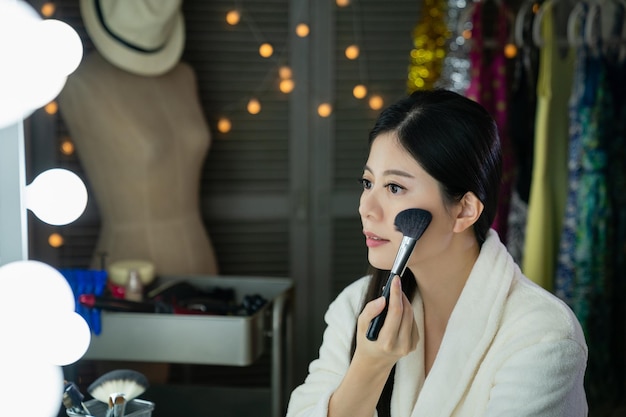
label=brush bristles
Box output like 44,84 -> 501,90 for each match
394,208 -> 432,240
88,369 -> 149,403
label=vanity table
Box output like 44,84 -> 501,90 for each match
81,275 -> 293,417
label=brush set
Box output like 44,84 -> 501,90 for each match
63,369 -> 152,417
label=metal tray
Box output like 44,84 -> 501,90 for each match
82,275 -> 292,366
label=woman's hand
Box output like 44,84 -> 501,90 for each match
355,275 -> 419,368
328,276 -> 418,417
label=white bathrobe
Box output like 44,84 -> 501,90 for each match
287,230 -> 588,417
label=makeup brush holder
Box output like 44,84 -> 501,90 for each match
66,398 -> 154,417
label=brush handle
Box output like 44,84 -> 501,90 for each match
366,271 -> 395,341
366,236 -> 417,341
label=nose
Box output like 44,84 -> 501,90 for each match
358,189 -> 382,220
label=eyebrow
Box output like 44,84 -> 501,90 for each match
363,165 -> 415,178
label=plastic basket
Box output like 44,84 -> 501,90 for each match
66,398 -> 154,417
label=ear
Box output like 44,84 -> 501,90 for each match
453,192 -> 484,233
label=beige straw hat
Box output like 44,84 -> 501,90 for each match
80,0 -> 185,76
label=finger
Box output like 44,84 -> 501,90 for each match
377,275 -> 403,339
357,295 -> 386,330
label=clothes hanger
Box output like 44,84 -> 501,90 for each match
531,0 -> 554,47
566,1 -> 588,47
514,0 -> 538,46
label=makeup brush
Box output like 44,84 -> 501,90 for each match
366,208 -> 432,341
87,369 -> 149,404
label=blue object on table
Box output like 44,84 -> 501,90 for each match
60,268 -> 107,335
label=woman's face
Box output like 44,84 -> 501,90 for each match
358,132 -> 459,271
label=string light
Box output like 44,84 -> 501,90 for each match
353,84 -> 367,99
504,43 -> 517,58
279,78 -> 295,93
41,2 -> 55,17
60,137 -> 74,156
226,10 -> 240,25
369,95 -> 383,110
259,43 -> 273,58
217,117 -> 232,133
48,233 -> 64,248
44,101 -> 58,115
295,23 -> 309,37
336,0 -> 350,6
317,103 -> 332,117
247,98 -> 261,114
279,66 -> 292,79
345,44 -> 359,60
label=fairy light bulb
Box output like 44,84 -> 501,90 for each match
504,43 -> 517,58
44,101 -> 58,115
48,233 -> 64,248
353,84 -> 367,99
217,117 -> 232,133
60,138 -> 74,155
259,43 -> 273,58
369,95 -> 384,110
279,66 -> 292,79
345,45 -> 359,60
336,0 -> 350,6
41,2 -> 55,17
247,98 -> 261,114
279,78 -> 295,93
318,103 -> 332,117
295,23 -> 309,37
226,10 -> 240,25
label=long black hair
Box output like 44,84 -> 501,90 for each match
352,89 -> 502,417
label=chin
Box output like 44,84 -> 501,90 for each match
367,251 -> 393,271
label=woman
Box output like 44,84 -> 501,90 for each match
286,90 -> 588,417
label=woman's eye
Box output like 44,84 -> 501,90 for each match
386,183 -> 404,194
358,178 -> 372,190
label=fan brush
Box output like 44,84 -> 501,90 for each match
366,208 -> 432,341
87,369 -> 149,404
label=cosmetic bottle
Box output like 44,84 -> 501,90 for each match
125,269 -> 144,302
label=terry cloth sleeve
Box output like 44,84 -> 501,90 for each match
479,275 -> 589,417
483,338 -> 588,417
286,276 -> 370,417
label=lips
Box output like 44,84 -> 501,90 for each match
363,231 -> 389,248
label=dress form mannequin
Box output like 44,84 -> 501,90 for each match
59,50 -> 218,276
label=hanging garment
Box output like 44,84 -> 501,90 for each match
506,2 -> 541,263
465,1 -> 515,244
522,0 -> 575,290
435,0 -> 472,94
555,3 -> 589,305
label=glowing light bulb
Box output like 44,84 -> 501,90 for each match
259,43 -> 273,58
279,79 -> 295,93
0,1 -> 83,128
226,10 -> 240,25
504,43 -> 517,58
296,23 -> 310,37
345,45 -> 359,60
336,0 -> 350,6
60,138 -> 74,155
279,66 -> 292,79
247,98 -> 261,114
318,103 -> 332,117
217,117 -> 232,133
41,2 -> 55,17
353,84 -> 367,99
44,101 -> 58,115
0,260 -> 91,367
48,233 -> 64,247
26,168 -> 88,226
369,95 -> 383,110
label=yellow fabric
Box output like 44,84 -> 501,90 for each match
522,2 -> 575,290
